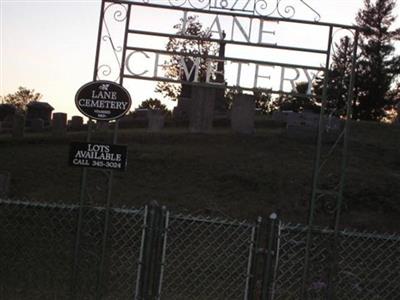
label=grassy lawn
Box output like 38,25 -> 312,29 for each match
0,121 -> 399,232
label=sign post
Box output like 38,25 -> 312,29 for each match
71,79 -> 132,300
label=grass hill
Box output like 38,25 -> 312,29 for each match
0,121 -> 399,232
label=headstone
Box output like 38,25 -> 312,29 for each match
272,110 -> 295,123
148,110 -> 165,132
286,112 -> 343,141
189,86 -> 215,133
31,118 -> 45,132
173,97 -> 191,120
0,104 -> 16,122
231,94 -> 255,134
0,172 -> 10,198
26,102 -> 54,126
70,116 -> 84,131
12,114 -> 25,138
2,114 -> 15,129
133,108 -> 149,121
286,112 -> 318,139
118,114 -> 135,129
97,120 -> 109,132
52,112 -> 67,136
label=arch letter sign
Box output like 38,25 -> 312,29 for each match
75,80 -> 132,121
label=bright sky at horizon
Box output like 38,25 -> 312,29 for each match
1,0 -> 399,118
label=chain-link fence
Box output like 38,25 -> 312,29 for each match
161,214 -> 256,300
273,223 -> 400,300
0,200 -> 257,300
1,199 -> 399,300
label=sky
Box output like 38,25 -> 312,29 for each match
1,0 -> 399,118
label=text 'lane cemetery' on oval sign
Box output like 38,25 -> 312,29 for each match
75,80 -> 132,121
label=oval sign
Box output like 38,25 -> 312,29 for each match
75,80 -> 132,121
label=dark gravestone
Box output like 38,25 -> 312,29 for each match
70,116 -> 84,131
173,97 -> 191,120
272,110 -> 295,123
118,114 -> 135,129
31,118 -> 45,132
96,120 -> 109,132
287,112 -> 343,141
12,114 -> 25,138
231,94 -> 255,134
0,104 -> 16,122
148,110 -> 165,132
52,113 -> 67,136
133,109 -> 149,121
189,86 -> 215,133
2,114 -> 15,129
26,102 -> 54,127
0,172 -> 10,198
286,111 -> 318,139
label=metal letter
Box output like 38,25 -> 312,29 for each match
254,64 -> 275,88
258,20 -> 278,45
302,68 -> 317,95
154,53 -> 170,78
206,58 -> 226,85
125,51 -> 150,76
280,67 -> 300,92
207,15 -> 224,40
180,11 -> 189,35
180,57 -> 201,82
231,16 -> 252,43
231,61 -> 250,86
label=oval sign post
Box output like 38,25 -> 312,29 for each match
75,80 -> 132,121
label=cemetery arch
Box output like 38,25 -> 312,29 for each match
79,1 -> 360,299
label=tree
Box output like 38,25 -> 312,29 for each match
274,82 -> 319,112
314,0 -> 399,121
354,0 -> 400,120
138,98 -> 170,115
155,15 -> 218,101
253,89 -> 273,114
314,36 -> 356,117
3,87 -> 42,111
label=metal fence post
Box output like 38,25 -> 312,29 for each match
135,202 -> 165,300
135,206 -> 148,300
152,206 -> 168,299
155,208 -> 169,300
246,217 -> 262,300
261,213 -> 278,300
140,204 -> 156,300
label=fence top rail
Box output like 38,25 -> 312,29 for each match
280,222 -> 400,242
0,198 -> 144,215
169,212 -> 256,228
2,199 -> 397,240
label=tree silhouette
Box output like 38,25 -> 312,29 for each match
274,82 -> 318,112
314,36 -> 356,117
354,0 -> 400,120
155,15 -> 218,101
314,0 -> 399,121
3,87 -> 42,111
138,98 -> 170,115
